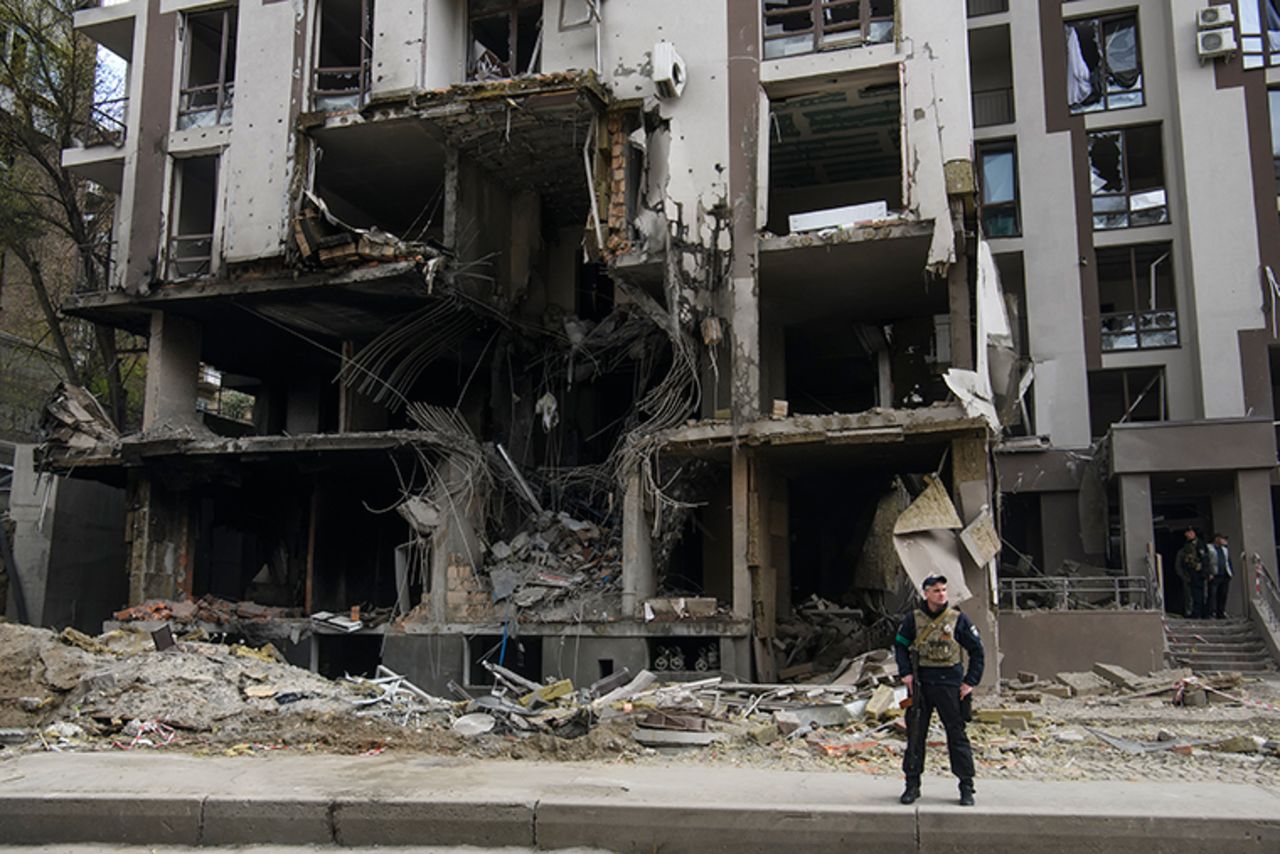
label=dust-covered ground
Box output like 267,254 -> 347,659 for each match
2,622 -> 1278,787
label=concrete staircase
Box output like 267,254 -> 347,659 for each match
1165,617 -> 1276,673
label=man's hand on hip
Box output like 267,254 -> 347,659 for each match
959,683 -> 973,700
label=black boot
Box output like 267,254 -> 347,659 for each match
958,780 -> 975,806
900,782 -> 921,805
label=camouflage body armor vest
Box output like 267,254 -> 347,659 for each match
912,607 -> 962,668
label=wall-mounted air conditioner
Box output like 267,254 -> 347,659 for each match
1197,5 -> 1235,29
652,41 -> 687,99
1197,26 -> 1238,60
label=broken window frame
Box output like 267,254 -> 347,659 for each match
976,139 -> 1020,238
1088,124 -> 1169,231
762,0 -> 895,61
1096,243 -> 1178,353
312,0 -> 374,109
176,7 -> 237,131
1239,0 -> 1280,69
166,155 -> 219,281
1065,12 -> 1144,114
1087,366 -> 1166,439
467,0 -> 543,81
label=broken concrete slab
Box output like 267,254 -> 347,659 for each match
631,727 -> 723,747
1092,663 -> 1145,691
975,708 -> 1035,724
864,684 -> 898,720
1054,671 -> 1110,698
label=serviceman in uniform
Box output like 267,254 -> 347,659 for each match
895,574 -> 985,806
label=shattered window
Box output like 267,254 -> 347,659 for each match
313,0 -> 374,110
177,8 -> 236,130
468,0 -> 542,81
1096,243 -> 1177,352
976,140 -> 1019,237
1088,124 -> 1167,231
762,0 -> 895,60
1065,14 -> 1143,114
1238,0 -> 1280,69
168,155 -> 219,280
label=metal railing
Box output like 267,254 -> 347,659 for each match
999,575 -> 1155,611
1248,552 -> 1280,640
85,96 -> 127,146
313,63 -> 370,109
167,233 -> 213,279
972,87 -> 1015,127
177,82 -> 234,129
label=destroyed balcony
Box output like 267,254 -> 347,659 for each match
64,5 -> 135,193
303,71 -> 610,247
62,96 -> 128,193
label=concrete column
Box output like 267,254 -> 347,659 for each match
142,312 -> 202,432
621,469 -> 655,619
1117,474 -> 1153,580
950,436 -> 997,691
947,257 -> 973,371
430,458 -> 482,623
730,448 -> 752,621
726,0 -> 761,421
126,471 -> 196,604
1235,469 -> 1276,612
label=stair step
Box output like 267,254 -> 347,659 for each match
1168,643 -> 1267,654
1166,633 -> 1256,643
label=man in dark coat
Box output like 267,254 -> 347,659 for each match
895,575 -> 985,806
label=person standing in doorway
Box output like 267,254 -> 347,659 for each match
1176,527 -> 1211,619
895,575 -> 984,807
1209,532 -> 1233,619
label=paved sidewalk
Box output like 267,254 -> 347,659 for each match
1,753 -> 1278,853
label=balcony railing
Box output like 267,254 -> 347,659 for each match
177,83 -> 234,130
85,96 -> 127,146
999,575 -> 1155,611
972,87 -> 1014,127
313,62 -> 371,111
167,233 -> 213,279
1100,309 -> 1178,352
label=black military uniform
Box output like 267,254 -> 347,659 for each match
894,576 -> 984,805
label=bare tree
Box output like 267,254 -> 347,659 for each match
0,0 -> 133,428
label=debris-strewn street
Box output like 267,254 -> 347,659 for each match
2,623 -> 1277,787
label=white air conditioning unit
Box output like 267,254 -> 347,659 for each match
1197,26 -> 1238,60
652,41 -> 687,99
1198,5 -> 1235,29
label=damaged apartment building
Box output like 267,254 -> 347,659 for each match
51,0 -> 1268,690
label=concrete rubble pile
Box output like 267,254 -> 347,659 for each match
39,383 -> 119,452
773,596 -> 892,683
112,595 -> 299,626
0,623 -> 357,748
3,621 -> 1278,782
480,511 -> 622,621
